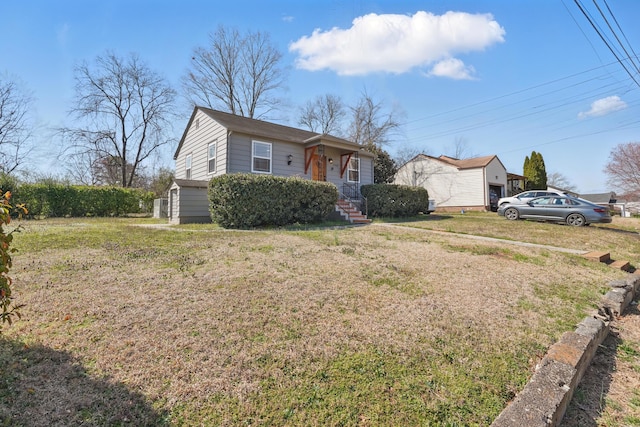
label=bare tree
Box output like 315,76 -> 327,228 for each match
183,25 -> 286,119
547,171 -> 577,192
347,90 -> 402,149
298,94 -> 346,135
604,142 -> 640,198
445,136 -> 476,160
0,75 -> 34,174
60,52 -> 177,187
393,146 -> 425,167
64,150 -> 99,185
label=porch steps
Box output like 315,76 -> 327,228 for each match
583,251 -> 634,272
335,199 -> 371,224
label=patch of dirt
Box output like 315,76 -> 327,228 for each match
561,297 -> 640,426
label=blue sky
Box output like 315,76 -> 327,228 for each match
2,0 -> 640,193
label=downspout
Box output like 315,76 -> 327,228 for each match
483,167 -> 488,210
226,130 -> 232,173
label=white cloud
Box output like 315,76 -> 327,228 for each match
578,95 -> 627,119
289,10 -> 505,77
427,58 -> 476,80
282,15 -> 294,23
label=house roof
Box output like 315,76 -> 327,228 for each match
174,106 -> 370,159
437,154 -> 502,169
403,153 -> 505,171
579,192 -> 617,204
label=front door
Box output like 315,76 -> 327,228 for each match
312,154 -> 327,181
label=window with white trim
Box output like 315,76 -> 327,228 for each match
208,142 -> 216,174
185,153 -> 192,180
347,157 -> 360,182
252,141 -> 272,173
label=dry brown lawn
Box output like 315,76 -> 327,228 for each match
0,214 -> 638,426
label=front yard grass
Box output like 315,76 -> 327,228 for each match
0,214 -> 636,426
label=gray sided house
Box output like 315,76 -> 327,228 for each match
394,154 -> 508,212
169,107 -> 375,224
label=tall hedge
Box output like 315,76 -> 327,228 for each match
12,184 -> 154,217
209,174 -> 338,228
361,184 -> 430,217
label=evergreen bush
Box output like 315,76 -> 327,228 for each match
361,184 -> 429,217
209,174 -> 338,228
12,184 -> 153,218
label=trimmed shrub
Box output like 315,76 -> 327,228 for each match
209,174 -> 338,228
361,184 -> 430,218
12,184 -> 154,218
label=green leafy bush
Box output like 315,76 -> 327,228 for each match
12,184 -> 154,218
0,190 -> 27,331
209,174 -> 338,228
361,184 -> 430,218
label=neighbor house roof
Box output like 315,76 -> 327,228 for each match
579,192 -> 617,204
403,153 -> 505,171
174,107 -> 368,159
437,154 -> 503,169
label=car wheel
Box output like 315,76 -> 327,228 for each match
566,213 -> 586,226
504,207 -> 519,220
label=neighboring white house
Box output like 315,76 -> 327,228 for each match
394,154 -> 508,211
170,106 -> 375,224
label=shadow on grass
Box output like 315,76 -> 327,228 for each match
377,214 -> 455,223
560,301 -> 640,426
0,336 -> 168,427
595,224 -> 640,236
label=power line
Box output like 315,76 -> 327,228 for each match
404,69 -> 636,141
402,61 -> 623,127
573,0 -> 640,88
592,0 -> 640,75
603,0 -> 640,67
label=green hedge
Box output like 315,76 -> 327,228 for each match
11,184 -> 154,218
361,184 -> 430,218
209,174 -> 338,228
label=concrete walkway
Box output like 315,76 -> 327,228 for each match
370,223 -> 589,255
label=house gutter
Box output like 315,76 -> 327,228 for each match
226,130 -> 232,173
483,167 -> 488,209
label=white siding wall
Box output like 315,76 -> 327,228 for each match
175,110 -> 228,181
453,169 -> 485,206
394,159 -> 485,207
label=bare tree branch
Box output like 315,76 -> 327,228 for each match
0,75 -> 35,174
605,142 -> 640,197
547,171 -> 577,192
297,94 -> 346,135
445,136 -> 476,160
183,26 -> 286,119
347,90 -> 403,149
60,52 -> 176,187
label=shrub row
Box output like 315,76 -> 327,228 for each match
11,184 -> 154,218
361,184 -> 430,217
209,174 -> 338,228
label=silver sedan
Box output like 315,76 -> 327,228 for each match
497,196 -> 612,226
